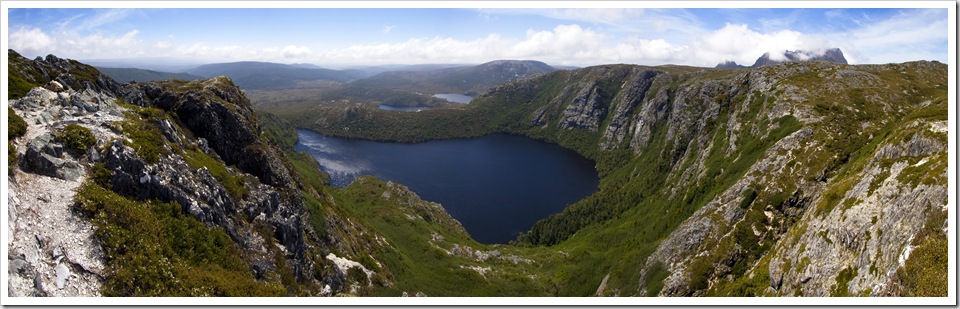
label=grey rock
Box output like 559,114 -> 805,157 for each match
33,273 -> 45,296
600,68 -> 660,150
558,81 -> 605,131
9,257 -> 29,276
13,87 -> 58,110
197,138 -> 211,154
55,262 -> 70,289
156,119 -> 184,147
20,133 -> 83,181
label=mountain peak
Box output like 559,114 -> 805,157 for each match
751,47 -> 847,67
715,48 -> 848,68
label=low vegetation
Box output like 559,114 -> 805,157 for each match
8,107 -> 27,167
8,107 -> 27,139
73,182 -> 285,296
56,124 -> 97,154
118,107 -> 170,164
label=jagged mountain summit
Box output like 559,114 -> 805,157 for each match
716,48 -> 848,68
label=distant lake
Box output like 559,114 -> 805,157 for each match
377,104 -> 428,111
433,93 -> 473,104
295,130 -> 599,244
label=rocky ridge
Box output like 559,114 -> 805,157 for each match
6,52 -> 373,297
8,86 -> 125,296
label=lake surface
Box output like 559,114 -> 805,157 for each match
432,93 -> 473,104
377,104 -> 428,111
295,130 -> 599,244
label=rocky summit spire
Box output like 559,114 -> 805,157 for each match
715,48 -> 848,68
750,47 -> 848,67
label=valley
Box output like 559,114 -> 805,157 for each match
5,48 -> 950,299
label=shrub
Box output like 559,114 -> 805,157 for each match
120,120 -> 166,164
8,141 -> 18,169
8,107 -> 27,139
90,162 -> 112,188
56,124 -> 97,153
739,188 -> 758,209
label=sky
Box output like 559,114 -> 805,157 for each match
3,3 -> 952,68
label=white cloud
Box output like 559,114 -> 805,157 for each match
824,9 -> 947,64
692,23 -> 831,66
382,24 -> 395,34
606,38 -> 689,65
10,27 -> 146,59
9,27 -> 54,56
282,45 -> 311,58
313,24 -> 606,65
8,26 -> 317,63
79,9 -> 138,31
510,25 -> 603,60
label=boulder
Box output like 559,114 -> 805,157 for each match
54,262 -> 70,289
20,133 -> 83,181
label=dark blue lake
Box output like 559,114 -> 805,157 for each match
295,130 -> 599,244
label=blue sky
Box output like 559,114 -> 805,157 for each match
4,4 -> 952,68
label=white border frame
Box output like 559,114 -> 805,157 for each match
1,1 -> 955,306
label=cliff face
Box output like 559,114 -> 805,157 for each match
514,61 -> 946,296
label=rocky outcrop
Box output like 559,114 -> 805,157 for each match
8,50 -> 123,97
599,69 -> 659,150
110,78 -> 322,283
122,77 -> 295,188
558,81 -> 606,131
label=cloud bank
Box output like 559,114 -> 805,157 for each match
7,8 -> 947,67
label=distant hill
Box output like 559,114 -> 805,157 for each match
96,67 -> 203,83
348,60 -> 556,95
714,61 -> 748,69
552,65 -> 581,70
715,48 -> 848,68
185,61 -> 367,90
338,63 -> 470,76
